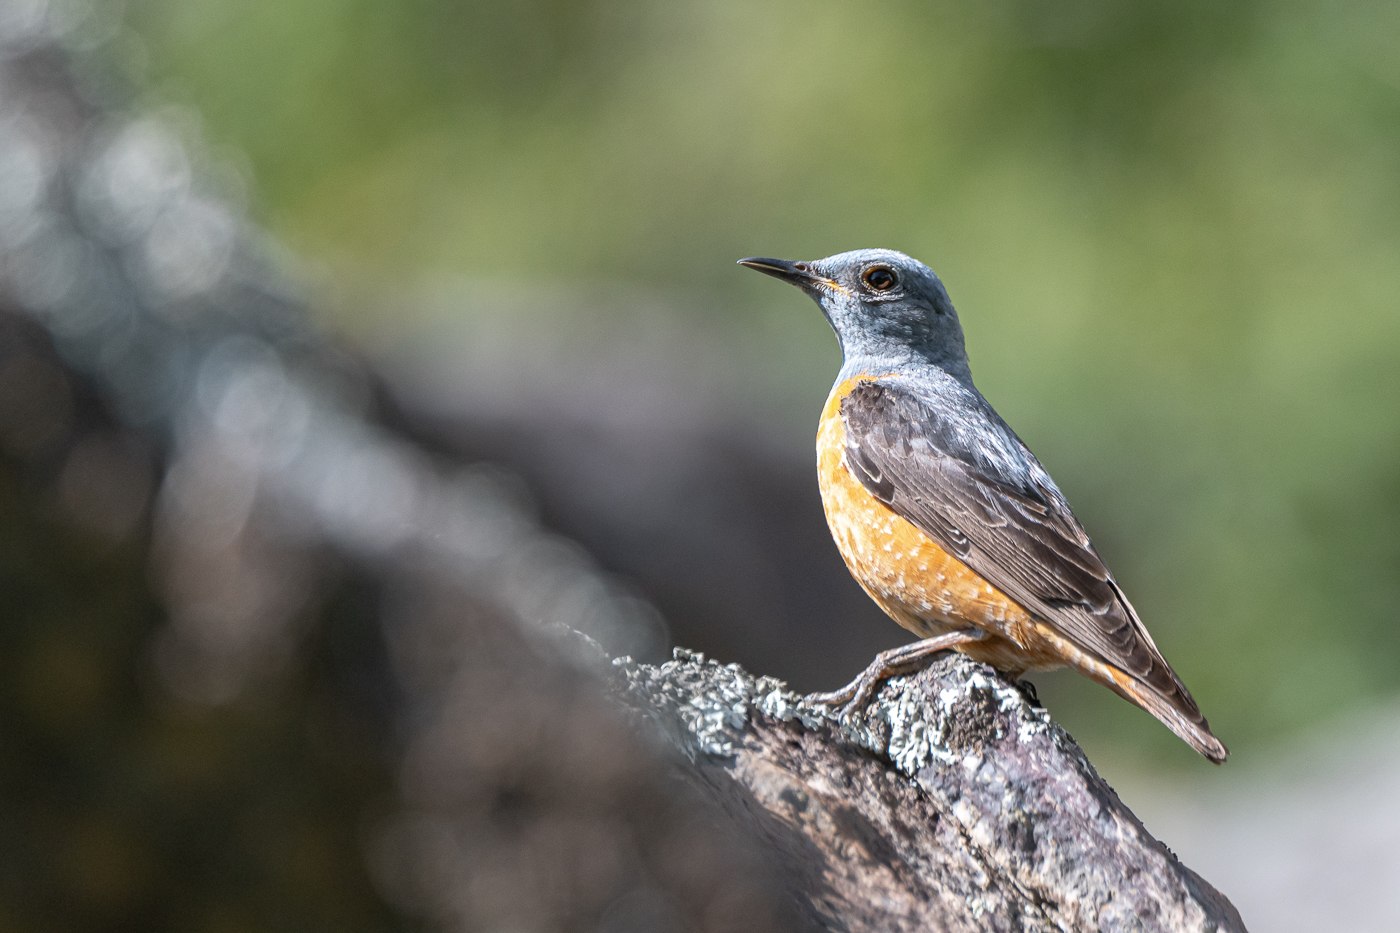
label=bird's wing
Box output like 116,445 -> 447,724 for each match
840,378 -> 1200,718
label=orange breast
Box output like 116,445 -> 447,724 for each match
817,376 -> 1063,673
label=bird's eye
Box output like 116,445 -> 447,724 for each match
861,265 -> 898,292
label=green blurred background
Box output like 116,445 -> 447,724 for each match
128,0 -> 1400,763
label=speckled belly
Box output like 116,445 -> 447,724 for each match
817,377 -> 1064,674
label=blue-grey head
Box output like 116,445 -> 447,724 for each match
739,249 -> 971,384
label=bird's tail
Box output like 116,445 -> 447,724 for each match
1101,673 -> 1229,764
1030,620 -> 1229,763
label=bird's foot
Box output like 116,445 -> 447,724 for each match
804,669 -> 880,719
1015,677 -> 1043,708
803,630 -> 989,720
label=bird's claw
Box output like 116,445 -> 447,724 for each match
1015,678 -> 1042,707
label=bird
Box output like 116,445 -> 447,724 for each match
738,249 -> 1228,763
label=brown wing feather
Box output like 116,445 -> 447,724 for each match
840,379 -> 1213,736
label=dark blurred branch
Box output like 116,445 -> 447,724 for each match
0,16 -> 791,932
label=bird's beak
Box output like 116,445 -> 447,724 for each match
737,257 -> 842,293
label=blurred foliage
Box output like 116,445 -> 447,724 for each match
128,0 -> 1400,760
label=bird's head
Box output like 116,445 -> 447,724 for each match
739,248 -> 971,381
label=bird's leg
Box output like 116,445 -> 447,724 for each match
806,630 -> 989,719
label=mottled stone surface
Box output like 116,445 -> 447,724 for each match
616,649 -> 1246,933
